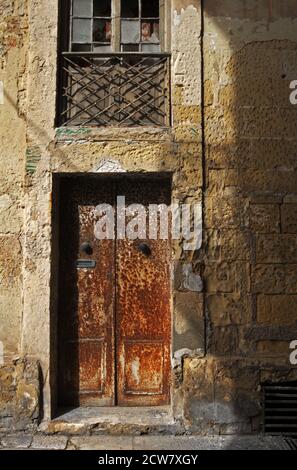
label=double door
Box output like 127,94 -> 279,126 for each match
57,176 -> 171,406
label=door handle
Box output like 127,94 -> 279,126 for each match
137,243 -> 151,256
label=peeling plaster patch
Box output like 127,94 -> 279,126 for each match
174,4 -> 198,25
172,347 -> 204,368
182,264 -> 203,292
183,205 -> 202,251
0,81 -> 3,105
0,194 -> 12,211
205,32 -> 217,52
173,52 -> 183,76
219,49 -> 234,86
131,358 -> 140,386
93,159 -> 127,173
0,341 -> 3,365
174,12 -> 181,26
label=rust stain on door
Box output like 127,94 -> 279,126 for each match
116,178 -> 172,406
58,177 -> 115,406
57,176 -> 172,407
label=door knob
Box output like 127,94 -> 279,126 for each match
138,243 -> 151,256
80,242 -> 93,255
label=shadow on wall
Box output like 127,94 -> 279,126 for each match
181,0 -> 297,440
2,0 -> 297,442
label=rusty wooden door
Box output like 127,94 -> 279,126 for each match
58,177 -> 116,406
116,179 -> 172,405
57,176 -> 171,407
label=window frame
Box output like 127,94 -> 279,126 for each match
56,1 -> 171,128
67,0 -> 167,53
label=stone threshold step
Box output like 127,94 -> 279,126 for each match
0,435 -> 292,451
38,406 -> 182,435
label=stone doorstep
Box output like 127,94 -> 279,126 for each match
31,435 -> 68,450
38,406 -> 180,436
0,435 -> 292,451
0,435 -> 33,449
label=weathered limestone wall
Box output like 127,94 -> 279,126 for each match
0,0 -> 27,361
0,0 -> 56,428
0,0 -> 42,430
0,359 -> 40,431
1,0 -> 204,429
1,0 -> 297,435
181,0 -> 297,434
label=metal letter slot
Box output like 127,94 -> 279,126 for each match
76,259 -> 96,269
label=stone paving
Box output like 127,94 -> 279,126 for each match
0,435 -> 293,450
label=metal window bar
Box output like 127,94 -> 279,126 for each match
58,52 -> 171,127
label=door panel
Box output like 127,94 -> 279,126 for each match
58,178 -> 115,406
116,179 -> 171,405
57,176 -> 171,407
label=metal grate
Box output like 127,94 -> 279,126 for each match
263,382 -> 297,436
284,438 -> 297,450
58,52 -> 170,127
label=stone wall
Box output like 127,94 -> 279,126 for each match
181,0 -> 297,434
1,0 -> 297,434
0,0 -> 27,361
0,359 -> 40,432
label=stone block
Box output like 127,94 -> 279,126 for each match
204,229 -> 252,262
252,264 -> 285,293
257,294 -> 297,325
207,293 -> 252,326
70,436 -> 132,451
205,196 -> 249,229
209,326 -> 239,355
205,261 -> 250,294
252,264 -> 297,294
208,169 -> 297,194
0,359 -> 40,432
249,192 -> 283,204
249,204 -> 280,233
0,288 -> 22,356
31,435 -> 68,450
0,235 -> 22,288
281,203 -> 297,233
251,138 -> 297,171
204,262 -> 236,293
0,195 -> 23,234
173,291 -> 204,352
256,234 -> 297,263
0,434 -> 32,449
256,340 -> 289,354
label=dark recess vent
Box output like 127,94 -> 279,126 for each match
284,438 -> 297,450
263,382 -> 297,437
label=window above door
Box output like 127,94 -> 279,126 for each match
70,0 -> 162,53
57,0 -> 171,128
57,0 -> 170,127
